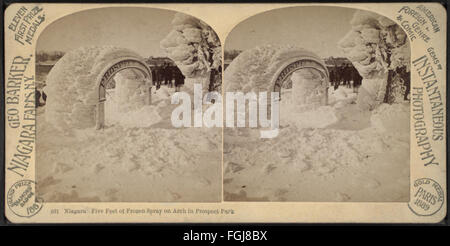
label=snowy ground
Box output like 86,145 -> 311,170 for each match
36,85 -> 222,202
224,86 -> 410,202
36,81 -> 410,202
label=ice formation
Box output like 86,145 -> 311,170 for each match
291,69 -> 327,106
160,13 -> 222,90
224,45 -> 335,130
339,10 -> 410,110
224,45 -> 328,93
113,70 -> 150,112
224,92 -> 410,202
104,70 -> 159,128
44,46 -> 149,130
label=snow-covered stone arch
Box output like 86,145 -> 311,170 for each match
45,46 -> 152,131
271,56 -> 329,100
224,45 -> 329,103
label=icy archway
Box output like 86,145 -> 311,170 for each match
224,45 -> 329,104
224,45 -> 329,105
97,58 -> 152,129
271,54 -> 329,104
45,46 -> 152,130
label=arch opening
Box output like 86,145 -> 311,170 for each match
271,58 -> 330,106
96,58 -> 153,129
43,46 -> 155,131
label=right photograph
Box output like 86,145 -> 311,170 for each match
223,6 -> 411,202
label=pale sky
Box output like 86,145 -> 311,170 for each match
225,6 -> 356,58
37,7 -> 176,57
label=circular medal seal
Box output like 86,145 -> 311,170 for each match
408,178 -> 444,216
7,180 -> 44,218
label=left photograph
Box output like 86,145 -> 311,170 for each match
35,7 -> 222,202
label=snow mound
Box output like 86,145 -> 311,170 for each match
224,45 -> 328,93
283,106 -> 338,129
370,103 -> 410,136
224,103 -> 410,201
280,89 -> 337,129
333,87 -> 349,100
45,46 -> 147,130
36,115 -> 222,202
114,71 -> 150,112
328,87 -> 357,108
105,92 -> 162,128
108,105 -> 162,128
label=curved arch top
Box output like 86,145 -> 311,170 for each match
97,57 -> 152,92
224,45 -> 329,101
271,56 -> 329,94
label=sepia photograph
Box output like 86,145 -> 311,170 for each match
3,2 -> 446,224
34,7 -> 222,202
223,6 -> 411,202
